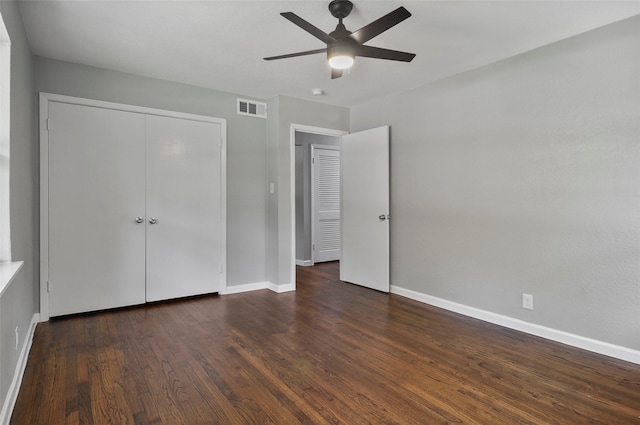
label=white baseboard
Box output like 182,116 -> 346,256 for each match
295,259 -> 312,267
0,313 -> 40,425
390,285 -> 640,366
222,281 -> 296,295
268,282 -> 295,293
222,281 -> 271,295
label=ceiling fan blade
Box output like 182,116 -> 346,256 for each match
264,48 -> 327,61
355,45 -> 416,62
281,12 -> 337,45
331,68 -> 343,79
350,7 -> 412,44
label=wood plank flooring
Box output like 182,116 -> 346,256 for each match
11,261 -> 640,424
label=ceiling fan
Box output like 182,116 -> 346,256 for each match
264,0 -> 416,79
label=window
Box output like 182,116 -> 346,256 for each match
0,11 -> 11,262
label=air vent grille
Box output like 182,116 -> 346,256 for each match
237,98 -> 267,118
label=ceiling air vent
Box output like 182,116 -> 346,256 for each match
237,98 -> 267,118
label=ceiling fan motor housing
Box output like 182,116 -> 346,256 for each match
329,0 -> 353,19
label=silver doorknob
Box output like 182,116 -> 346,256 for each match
135,217 -> 144,224
149,218 -> 158,225
379,214 -> 387,221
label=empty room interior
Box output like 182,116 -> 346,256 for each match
1,0 -> 640,423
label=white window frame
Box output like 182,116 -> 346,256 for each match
0,11 -> 12,262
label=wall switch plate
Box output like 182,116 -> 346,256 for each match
522,293 -> 533,310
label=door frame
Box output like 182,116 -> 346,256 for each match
289,124 -> 347,289
39,93 -> 227,321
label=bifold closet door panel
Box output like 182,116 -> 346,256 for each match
48,102 -> 147,317
145,115 -> 223,302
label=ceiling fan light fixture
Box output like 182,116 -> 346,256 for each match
328,54 -> 354,69
328,45 -> 354,69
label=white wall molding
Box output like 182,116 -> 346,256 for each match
221,281 -> 295,295
391,285 -> 640,366
295,259 -> 312,267
0,313 -> 39,425
221,281 -> 271,295
268,282 -> 295,293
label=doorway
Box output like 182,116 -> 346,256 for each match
290,124 -> 391,293
293,127 -> 345,267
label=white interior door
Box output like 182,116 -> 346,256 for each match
48,102 -> 146,316
312,146 -> 341,263
340,126 -> 390,292
145,115 -> 223,302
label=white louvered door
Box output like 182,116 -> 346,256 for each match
312,146 -> 341,263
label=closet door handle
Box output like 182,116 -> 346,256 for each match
149,218 -> 158,225
135,217 -> 144,224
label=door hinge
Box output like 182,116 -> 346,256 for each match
46,119 -> 50,131
220,263 -> 223,274
47,280 -> 50,292
312,243 -> 315,251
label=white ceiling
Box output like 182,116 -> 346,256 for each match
18,0 -> 640,107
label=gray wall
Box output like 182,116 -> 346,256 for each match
295,132 -> 340,262
266,96 -> 349,286
33,59 -> 351,291
295,145 -> 305,261
0,0 -> 37,409
35,57 -> 268,288
351,16 -> 640,350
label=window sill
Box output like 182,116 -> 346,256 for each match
0,261 -> 24,298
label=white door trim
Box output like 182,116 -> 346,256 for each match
289,124 -> 347,290
39,92 -> 227,321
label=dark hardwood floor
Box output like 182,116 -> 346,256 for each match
11,262 -> 640,424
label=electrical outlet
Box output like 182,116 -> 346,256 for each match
522,293 -> 533,310
15,326 -> 19,350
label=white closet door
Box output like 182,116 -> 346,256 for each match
145,115 -> 223,302
48,102 -> 146,316
312,147 -> 341,263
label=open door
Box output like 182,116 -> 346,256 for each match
340,126 -> 390,292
